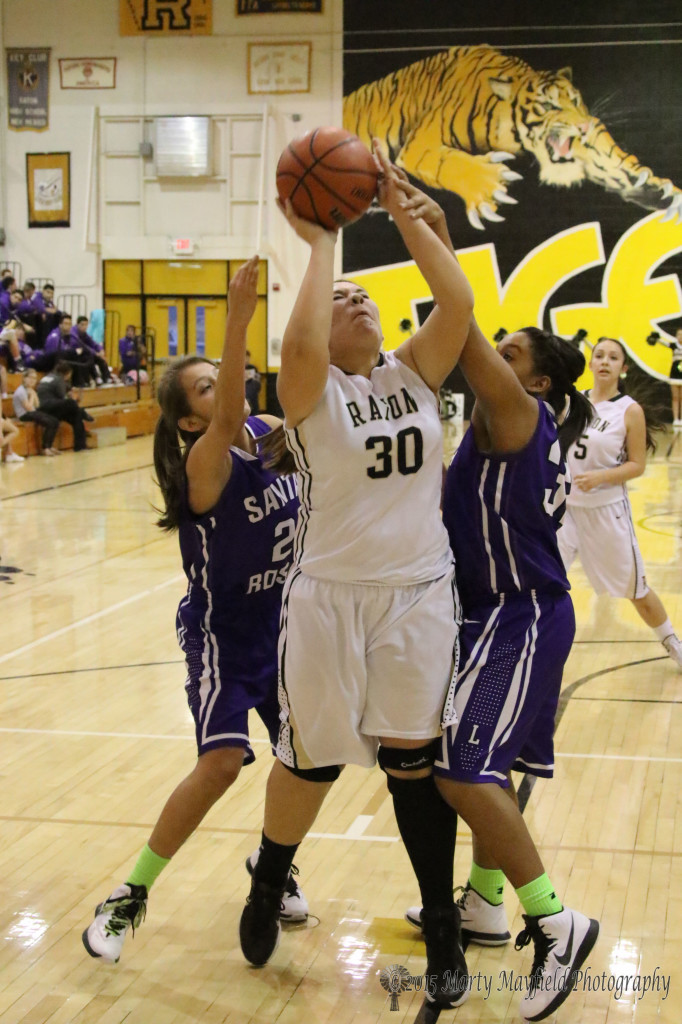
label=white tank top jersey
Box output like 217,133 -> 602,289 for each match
566,391 -> 637,508
285,350 -> 453,585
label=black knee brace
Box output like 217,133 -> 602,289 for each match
282,761 -> 342,783
377,742 -> 437,774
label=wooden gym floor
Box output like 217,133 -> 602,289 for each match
0,430 -> 680,1024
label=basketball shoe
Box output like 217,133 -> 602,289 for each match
515,907 -> 599,1021
421,904 -> 470,1008
663,635 -> 682,672
405,883 -> 511,946
246,849 -> 309,922
239,876 -> 284,966
82,883 -> 148,963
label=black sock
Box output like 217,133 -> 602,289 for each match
386,774 -> 457,911
254,831 -> 299,891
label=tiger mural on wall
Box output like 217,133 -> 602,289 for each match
343,45 -> 682,230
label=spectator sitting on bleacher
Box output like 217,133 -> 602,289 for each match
0,289 -> 36,341
37,360 -> 93,453
72,315 -> 111,384
0,408 -> 24,463
118,324 -> 148,382
0,275 -> 16,317
13,367 -> 60,456
17,281 -> 43,336
43,315 -> 95,388
0,321 -> 33,371
37,283 -> 60,343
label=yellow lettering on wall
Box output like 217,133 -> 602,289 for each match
551,212 -> 682,382
349,222 -> 604,352
349,214 -> 682,388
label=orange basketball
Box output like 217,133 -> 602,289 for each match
276,126 -> 378,230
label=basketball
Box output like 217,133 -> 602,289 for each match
276,126 -> 378,230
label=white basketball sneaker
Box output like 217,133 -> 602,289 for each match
516,907 -> 599,1021
404,883 -> 511,946
82,883 -> 148,963
246,850 -> 309,922
663,635 -> 682,672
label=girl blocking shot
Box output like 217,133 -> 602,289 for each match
82,258 -> 308,964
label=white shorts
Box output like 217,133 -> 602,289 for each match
558,500 -> 648,599
276,568 -> 460,769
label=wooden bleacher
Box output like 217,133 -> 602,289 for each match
2,373 -> 159,456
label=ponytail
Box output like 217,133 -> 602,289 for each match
257,423 -> 297,475
152,355 -> 209,531
522,326 -> 593,456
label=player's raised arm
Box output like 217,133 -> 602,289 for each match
276,199 -> 338,428
373,142 -> 474,391
185,255 -> 259,512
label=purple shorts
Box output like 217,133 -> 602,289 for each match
435,590 -> 575,787
182,627 -> 280,762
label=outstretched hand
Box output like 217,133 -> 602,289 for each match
228,255 -> 259,327
372,139 -> 449,239
276,197 -> 338,246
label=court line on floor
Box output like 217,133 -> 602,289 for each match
1,813 -> 681,856
1,725 -> 681,764
517,654 -> 672,811
0,573 -> 184,667
0,660 -> 185,682
0,462 -> 153,502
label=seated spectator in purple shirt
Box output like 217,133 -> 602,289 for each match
39,315 -> 93,387
0,322 -> 33,371
72,316 -> 110,384
118,324 -> 147,379
0,288 -> 37,340
16,281 -> 43,334
0,275 -> 15,316
36,283 -> 60,342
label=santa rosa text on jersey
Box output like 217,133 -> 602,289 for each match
243,474 -> 298,522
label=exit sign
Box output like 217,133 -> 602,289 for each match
172,238 -> 194,254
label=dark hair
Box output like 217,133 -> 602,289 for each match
593,337 -> 666,452
59,313 -> 72,324
76,315 -> 88,325
153,356 -> 209,531
55,360 -> 73,376
11,288 -> 22,299
154,355 -> 295,531
24,280 -> 35,289
42,283 -> 54,291
521,326 -> 593,456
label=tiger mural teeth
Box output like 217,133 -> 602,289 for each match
343,45 -> 682,230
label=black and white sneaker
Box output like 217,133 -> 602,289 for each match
421,905 -> 469,1009
239,877 -> 284,967
245,850 -> 309,922
516,907 -> 599,1021
404,884 -> 511,946
82,883 -> 148,963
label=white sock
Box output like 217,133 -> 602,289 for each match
653,619 -> 676,643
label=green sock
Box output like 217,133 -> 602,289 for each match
515,873 -> 563,918
126,843 -> 170,892
469,863 -> 506,905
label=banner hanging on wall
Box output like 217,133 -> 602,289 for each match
6,48 -> 50,131
59,58 -> 116,89
120,0 -> 212,35
26,152 -> 71,228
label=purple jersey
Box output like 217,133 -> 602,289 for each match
444,400 -> 569,608
176,417 -> 298,701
